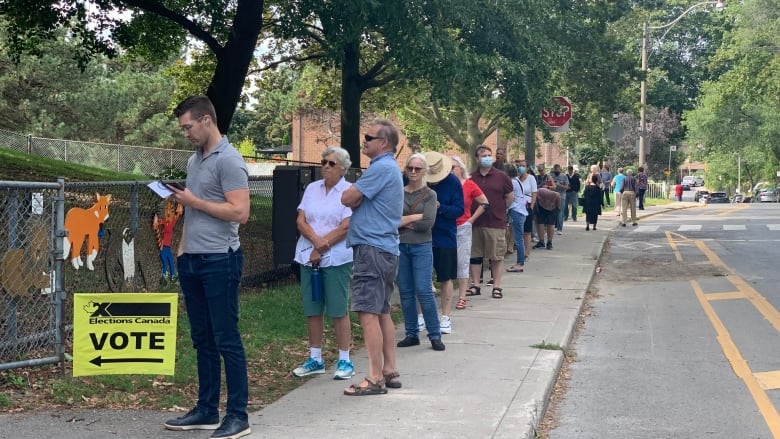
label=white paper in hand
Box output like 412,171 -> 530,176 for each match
147,181 -> 174,198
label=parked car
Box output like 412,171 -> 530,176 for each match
756,188 -> 780,203
694,190 -> 710,203
732,193 -> 744,203
708,192 -> 729,203
682,175 -> 704,187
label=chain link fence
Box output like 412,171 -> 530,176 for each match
0,176 -> 288,372
0,129 -> 192,176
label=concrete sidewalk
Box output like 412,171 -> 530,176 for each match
248,203 -> 691,439
0,202 -> 693,439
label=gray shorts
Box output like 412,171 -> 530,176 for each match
351,245 -> 399,315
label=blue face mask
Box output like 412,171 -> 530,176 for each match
480,156 -> 494,167
518,166 -> 526,174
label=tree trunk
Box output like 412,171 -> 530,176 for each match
524,119 -> 536,166
206,0 -> 264,136
341,41 -> 363,168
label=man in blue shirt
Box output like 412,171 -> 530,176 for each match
612,167 -> 625,217
425,151 -> 464,335
341,120 -> 404,395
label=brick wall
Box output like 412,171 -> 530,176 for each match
290,111 -> 569,171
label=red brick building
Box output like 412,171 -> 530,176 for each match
289,111 -> 569,171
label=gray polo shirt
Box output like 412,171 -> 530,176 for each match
551,172 -> 569,198
183,136 -> 248,254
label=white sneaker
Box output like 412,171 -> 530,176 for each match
418,314 -> 425,331
440,316 -> 452,334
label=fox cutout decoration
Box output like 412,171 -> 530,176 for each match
63,193 -> 111,270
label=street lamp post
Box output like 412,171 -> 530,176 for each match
639,1 -> 725,170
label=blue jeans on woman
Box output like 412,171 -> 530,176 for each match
178,248 -> 248,422
397,242 -> 441,340
509,209 -> 526,266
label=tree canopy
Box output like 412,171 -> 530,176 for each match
0,0 -> 264,134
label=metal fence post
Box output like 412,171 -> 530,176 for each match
55,177 -> 67,373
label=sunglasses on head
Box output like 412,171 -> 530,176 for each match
321,159 -> 338,167
364,134 -> 384,142
406,166 -> 424,173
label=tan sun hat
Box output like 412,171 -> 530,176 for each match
423,151 -> 450,184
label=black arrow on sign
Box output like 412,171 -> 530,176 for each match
90,356 -> 164,367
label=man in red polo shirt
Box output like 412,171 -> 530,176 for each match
468,145 -> 514,299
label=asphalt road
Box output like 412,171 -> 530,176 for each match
548,203 -> 780,439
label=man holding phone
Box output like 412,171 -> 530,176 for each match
163,95 -> 251,439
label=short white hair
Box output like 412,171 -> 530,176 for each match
405,153 -> 429,184
451,156 -> 469,179
322,146 -> 352,170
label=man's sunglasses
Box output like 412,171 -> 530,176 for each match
364,134 -> 384,142
321,159 -> 338,167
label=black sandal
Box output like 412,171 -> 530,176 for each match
466,285 -> 481,296
344,376 -> 388,396
384,371 -> 402,389
491,288 -> 503,299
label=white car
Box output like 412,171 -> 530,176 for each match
682,176 -> 704,187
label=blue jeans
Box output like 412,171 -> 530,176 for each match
508,210 -> 526,266
178,248 -> 248,421
397,242 -> 441,340
565,192 -> 578,221
556,194 -> 566,231
160,246 -> 175,279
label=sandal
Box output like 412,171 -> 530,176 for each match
344,376 -> 388,396
506,264 -> 524,273
491,288 -> 503,299
456,298 -> 467,310
384,371 -> 402,389
465,285 -> 481,296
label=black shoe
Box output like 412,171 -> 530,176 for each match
572,218 -> 577,222
164,407 -> 220,431
621,223 -> 626,227
397,336 -> 420,347
533,241 -> 545,249
211,414 -> 250,439
586,225 -> 590,231
431,339 -> 446,351
632,223 -> 638,226
486,279 -> 494,286
546,242 -> 553,250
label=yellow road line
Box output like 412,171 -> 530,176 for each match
716,203 -> 751,216
691,280 -> 780,437
704,292 -> 746,301
669,233 -> 780,436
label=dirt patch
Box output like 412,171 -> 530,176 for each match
537,287 -> 599,438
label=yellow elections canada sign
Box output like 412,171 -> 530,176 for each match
73,293 -> 178,377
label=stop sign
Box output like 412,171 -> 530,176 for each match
541,96 -> 572,128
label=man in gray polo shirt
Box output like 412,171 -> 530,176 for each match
163,96 -> 251,439
551,164 -> 569,234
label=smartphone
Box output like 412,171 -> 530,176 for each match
162,181 -> 185,190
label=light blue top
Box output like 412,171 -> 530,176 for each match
613,173 -> 625,194
509,178 -> 528,216
183,136 -> 248,253
347,152 -> 404,255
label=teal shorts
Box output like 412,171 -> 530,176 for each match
300,262 -> 353,317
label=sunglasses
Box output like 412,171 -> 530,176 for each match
406,166 -> 424,173
364,134 -> 384,142
321,159 -> 338,167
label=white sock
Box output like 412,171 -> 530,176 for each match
338,350 -> 350,362
310,347 -> 322,363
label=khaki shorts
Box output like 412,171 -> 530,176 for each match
470,227 -> 506,261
